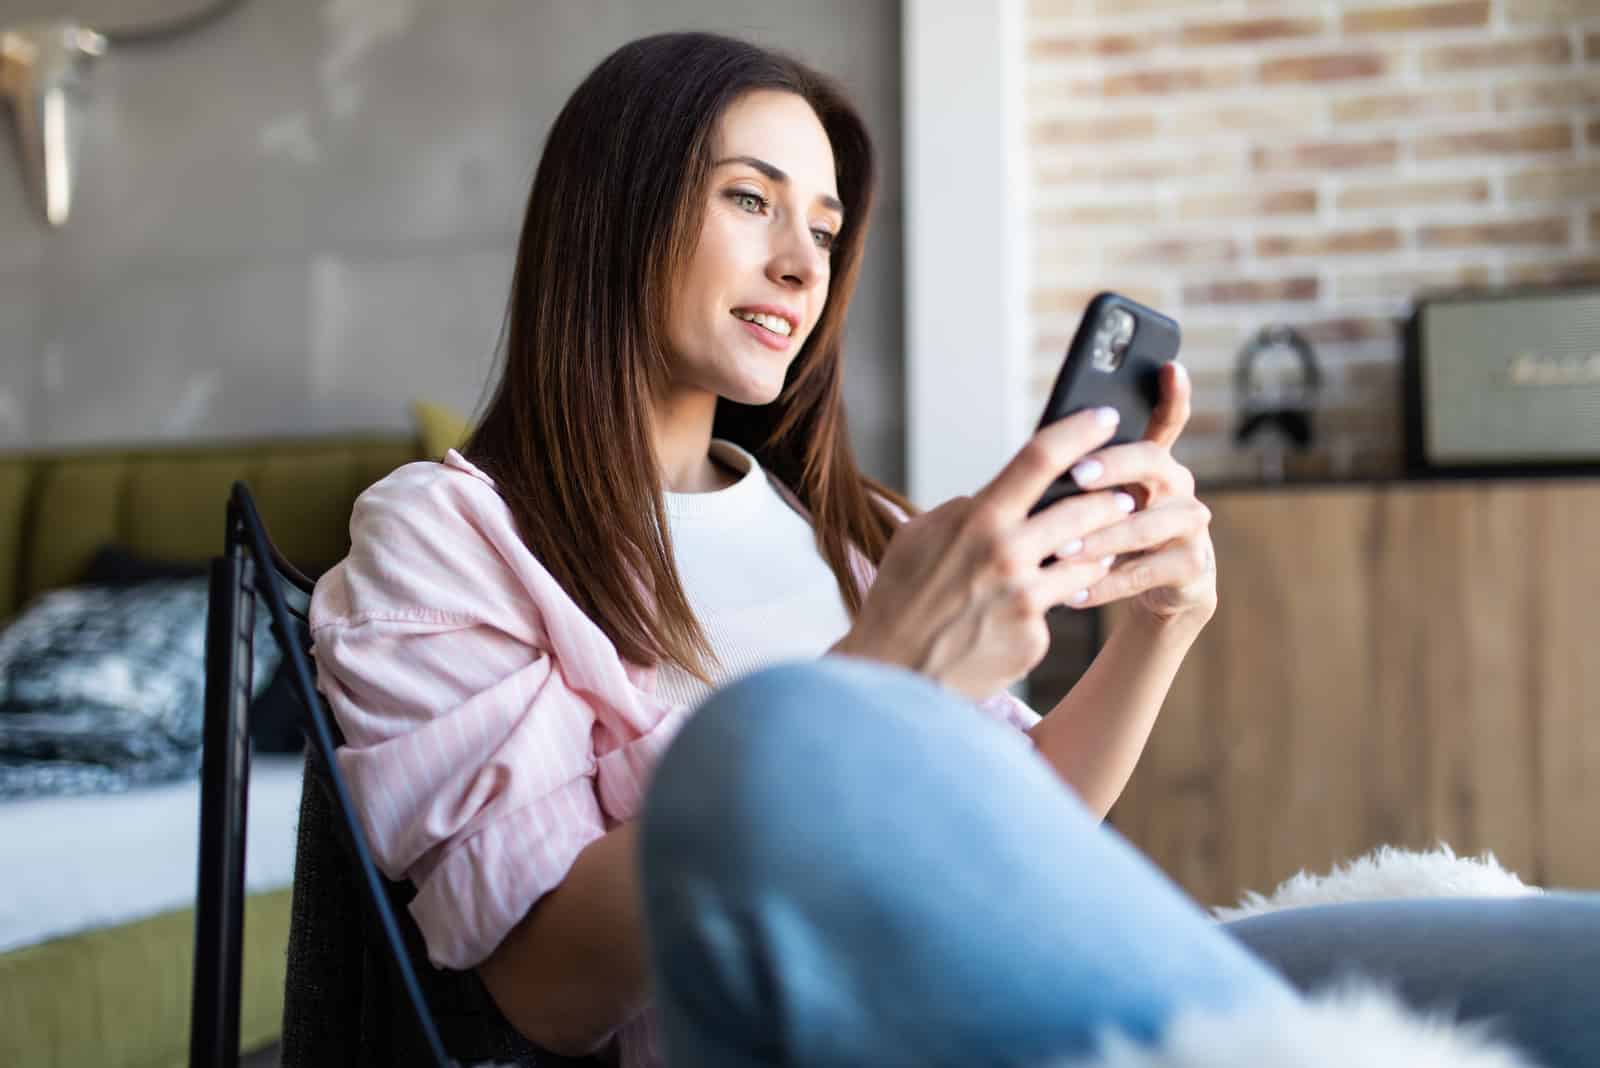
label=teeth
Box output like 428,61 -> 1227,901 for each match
733,309 -> 793,336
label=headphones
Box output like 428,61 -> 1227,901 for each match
1233,324 -> 1323,450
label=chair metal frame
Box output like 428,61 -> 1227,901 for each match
189,481 -> 454,1068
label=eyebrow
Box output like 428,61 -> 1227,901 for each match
713,155 -> 846,219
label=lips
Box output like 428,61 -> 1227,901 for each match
730,304 -> 799,335
734,315 -> 794,351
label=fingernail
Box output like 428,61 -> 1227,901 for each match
1071,459 -> 1104,486
1114,492 -> 1136,513
1173,360 -> 1188,382
1095,406 -> 1120,427
1060,538 -> 1083,557
1069,589 -> 1089,605
1100,554 -> 1116,569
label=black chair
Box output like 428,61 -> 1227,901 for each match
190,482 -> 605,1068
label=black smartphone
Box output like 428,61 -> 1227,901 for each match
1027,291 -> 1181,519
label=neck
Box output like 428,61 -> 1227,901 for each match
653,387 -> 729,493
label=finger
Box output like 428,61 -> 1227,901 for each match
1069,498 -> 1211,561
1034,552 -> 1119,611
979,406 -> 1121,522
1143,361 -> 1191,450
1067,442 -> 1195,504
1071,538 -> 1214,609
1017,487 -> 1138,566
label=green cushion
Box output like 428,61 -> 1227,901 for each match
0,461 -> 28,619
0,889 -> 293,1068
252,448 -> 380,571
25,459 -> 128,607
0,435 -> 422,620
411,400 -> 471,461
125,458 -> 249,565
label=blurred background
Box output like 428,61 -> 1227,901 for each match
0,0 -> 910,482
1025,0 -> 1599,482
1,3 -> 1596,1066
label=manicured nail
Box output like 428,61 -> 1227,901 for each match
1095,406 -> 1120,427
1114,492 -> 1136,513
1173,360 -> 1188,383
1071,459 -> 1104,486
1100,555 -> 1116,569
1060,538 -> 1083,557
1069,589 -> 1089,605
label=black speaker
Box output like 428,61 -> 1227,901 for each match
1403,285 -> 1600,478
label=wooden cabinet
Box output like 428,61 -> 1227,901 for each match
1101,478 -> 1600,907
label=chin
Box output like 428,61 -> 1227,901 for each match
722,359 -> 795,406
723,377 -> 787,407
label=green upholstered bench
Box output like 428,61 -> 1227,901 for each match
0,433 -> 422,1068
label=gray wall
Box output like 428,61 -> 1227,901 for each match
0,0 -> 906,486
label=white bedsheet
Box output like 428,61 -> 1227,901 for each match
0,753 -> 305,954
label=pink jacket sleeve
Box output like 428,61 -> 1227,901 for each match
976,689 -> 1043,733
309,459 -> 682,970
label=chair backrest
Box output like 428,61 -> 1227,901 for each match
190,482 -> 455,1068
280,767 -> 599,1068
193,481 -> 603,1068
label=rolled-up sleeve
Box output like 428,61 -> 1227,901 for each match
313,610 -> 609,969
976,689 -> 1043,735
305,457 -> 682,972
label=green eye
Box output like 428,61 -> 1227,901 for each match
730,191 -> 767,213
812,229 -> 836,251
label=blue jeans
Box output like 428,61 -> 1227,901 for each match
637,657 -> 1598,1067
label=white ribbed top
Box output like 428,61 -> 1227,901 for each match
654,438 -> 854,709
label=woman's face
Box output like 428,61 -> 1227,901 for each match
664,89 -> 843,406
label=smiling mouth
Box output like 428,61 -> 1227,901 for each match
730,309 -> 795,337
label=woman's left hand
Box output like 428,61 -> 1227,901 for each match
1059,361 -> 1217,625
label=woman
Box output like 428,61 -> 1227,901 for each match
309,31 -> 1596,1068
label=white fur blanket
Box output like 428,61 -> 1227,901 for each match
1052,842 -> 1546,1068
1056,980 -> 1540,1068
1209,842 -> 1539,923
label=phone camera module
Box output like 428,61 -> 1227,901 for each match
1107,307 -> 1135,352
1091,306 -> 1137,372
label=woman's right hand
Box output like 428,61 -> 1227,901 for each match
833,407 -> 1135,702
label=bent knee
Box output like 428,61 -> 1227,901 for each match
671,655 -> 917,761
639,657 -> 931,871
646,658 -> 895,811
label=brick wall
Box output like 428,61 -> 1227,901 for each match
1026,0 -> 1600,482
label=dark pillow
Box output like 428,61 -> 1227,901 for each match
83,543 -> 338,585
72,545 -> 312,755
81,545 -> 206,586
0,579 -> 281,796
246,654 -> 307,754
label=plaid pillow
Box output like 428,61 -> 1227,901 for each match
0,579 -> 279,798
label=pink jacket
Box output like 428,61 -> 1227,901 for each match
310,447 -> 1041,971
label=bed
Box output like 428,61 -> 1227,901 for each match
0,756 -> 303,1066
0,433 -> 423,1067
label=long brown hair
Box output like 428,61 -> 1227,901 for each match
462,31 -> 917,685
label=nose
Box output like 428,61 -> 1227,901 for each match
765,214 -> 826,291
